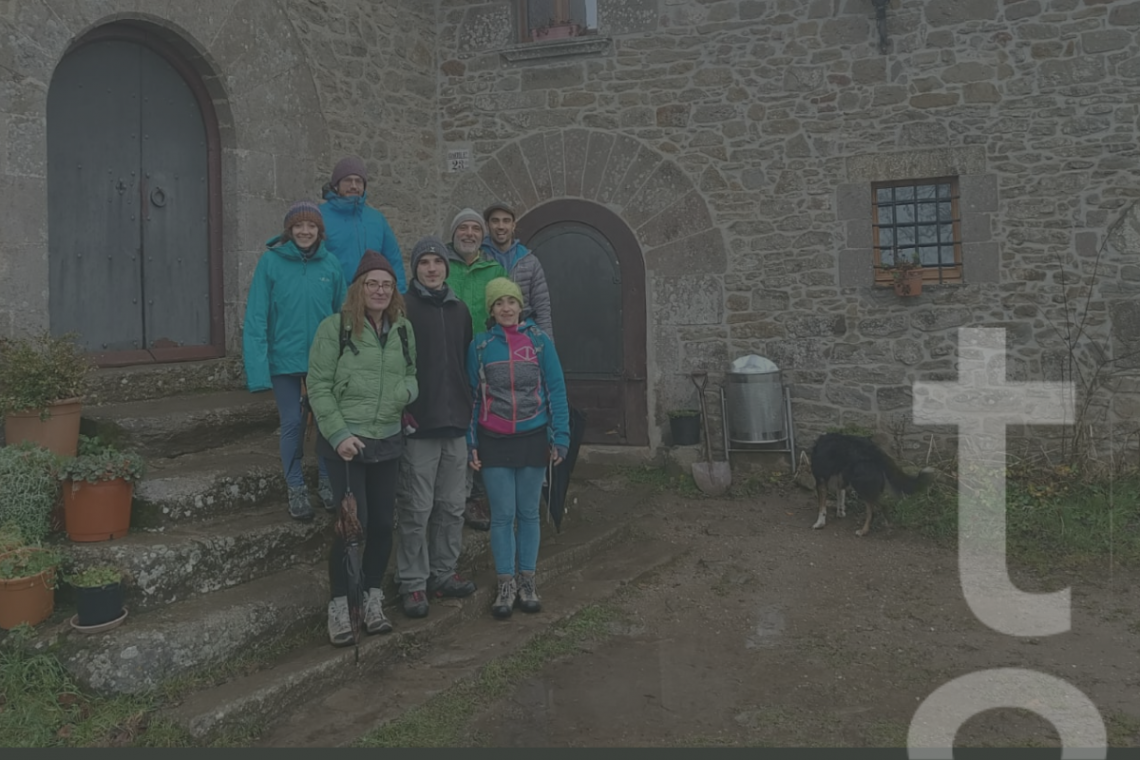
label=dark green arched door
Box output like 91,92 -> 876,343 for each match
520,201 -> 648,446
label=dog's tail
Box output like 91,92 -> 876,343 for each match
883,458 -> 937,497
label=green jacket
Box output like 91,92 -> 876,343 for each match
445,244 -> 508,339
306,311 -> 418,449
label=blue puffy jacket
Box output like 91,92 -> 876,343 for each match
242,236 -> 347,392
319,189 -> 406,292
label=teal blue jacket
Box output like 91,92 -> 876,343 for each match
320,189 -> 406,293
242,237 -> 347,392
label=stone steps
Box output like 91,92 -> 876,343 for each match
164,513 -> 642,743
53,526 -> 497,697
60,505 -> 331,612
80,390 -> 280,460
130,433 -> 302,530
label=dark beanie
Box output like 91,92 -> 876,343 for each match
331,156 -> 367,188
411,236 -> 450,280
352,250 -> 397,284
283,200 -> 324,236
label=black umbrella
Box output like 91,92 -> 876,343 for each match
542,406 -> 587,533
335,459 -> 365,661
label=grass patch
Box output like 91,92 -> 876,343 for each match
617,464 -> 703,497
353,604 -> 620,748
882,465 -> 1140,569
0,625 -> 188,748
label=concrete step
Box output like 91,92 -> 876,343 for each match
55,565 -> 327,695
60,505 -> 331,612
258,534 -> 687,748
80,390 -> 279,459
52,527 -> 495,696
131,433 -> 301,530
164,513 -> 641,742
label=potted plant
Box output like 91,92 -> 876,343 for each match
0,330 -> 90,457
0,441 -> 62,543
668,409 -> 702,446
66,564 -> 125,628
55,435 -> 146,543
877,250 -> 924,297
533,16 -> 581,41
0,524 -> 62,630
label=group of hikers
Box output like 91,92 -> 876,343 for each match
241,156 -> 570,645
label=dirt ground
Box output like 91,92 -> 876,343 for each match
472,481 -> 1140,748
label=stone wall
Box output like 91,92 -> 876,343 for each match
0,0 -> 438,359
437,0 -> 1140,462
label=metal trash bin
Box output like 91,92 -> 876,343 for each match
723,355 -> 785,444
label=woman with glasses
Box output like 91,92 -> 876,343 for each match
306,250 -> 418,645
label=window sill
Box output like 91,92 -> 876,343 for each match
500,35 -> 612,63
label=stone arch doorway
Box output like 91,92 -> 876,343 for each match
517,200 -> 648,446
47,22 -> 225,366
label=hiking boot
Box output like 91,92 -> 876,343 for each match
516,571 -> 541,613
288,486 -> 315,522
428,573 -> 476,599
402,590 -> 429,618
327,596 -> 352,646
317,476 -> 335,512
364,588 -> 393,634
491,574 -> 517,620
464,497 -> 490,531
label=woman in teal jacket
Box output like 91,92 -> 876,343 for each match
318,156 -> 407,293
243,200 -> 347,523
307,252 -> 417,646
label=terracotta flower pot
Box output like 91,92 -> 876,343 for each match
62,478 -> 133,542
892,269 -> 923,297
0,560 -> 56,630
3,397 -> 83,457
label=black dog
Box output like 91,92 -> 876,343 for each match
809,433 -> 936,536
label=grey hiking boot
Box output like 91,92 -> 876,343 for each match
364,588 -> 393,634
516,571 -> 541,613
317,476 -> 335,512
288,485 -> 315,522
428,573 -> 476,599
328,596 -> 352,646
491,574 -> 517,620
403,589 -> 429,618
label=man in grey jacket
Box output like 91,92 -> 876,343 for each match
481,202 -> 555,343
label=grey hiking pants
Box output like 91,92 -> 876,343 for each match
395,436 -> 467,595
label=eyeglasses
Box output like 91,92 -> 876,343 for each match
363,280 -> 395,293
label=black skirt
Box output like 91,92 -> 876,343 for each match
477,427 -> 548,469
316,430 -> 403,464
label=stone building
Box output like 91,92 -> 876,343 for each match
3,0 -> 1139,462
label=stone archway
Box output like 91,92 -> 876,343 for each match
447,129 -> 727,448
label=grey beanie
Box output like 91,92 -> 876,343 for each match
449,207 -> 487,243
411,236 -> 450,280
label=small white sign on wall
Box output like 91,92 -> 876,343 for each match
447,148 -> 471,172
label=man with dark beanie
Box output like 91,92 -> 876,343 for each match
393,236 -> 478,618
319,155 -> 406,293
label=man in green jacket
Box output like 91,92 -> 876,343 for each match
444,208 -> 506,531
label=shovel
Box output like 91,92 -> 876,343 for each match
690,372 -> 732,495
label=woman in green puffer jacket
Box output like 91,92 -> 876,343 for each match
306,251 -> 417,646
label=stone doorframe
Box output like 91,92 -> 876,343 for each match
447,128 -> 728,449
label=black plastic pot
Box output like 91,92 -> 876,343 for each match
74,582 -> 123,627
669,412 -> 701,446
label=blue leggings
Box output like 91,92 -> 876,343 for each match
481,466 -> 545,575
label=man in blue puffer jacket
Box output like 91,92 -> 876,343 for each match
243,201 -> 347,522
319,155 -> 407,293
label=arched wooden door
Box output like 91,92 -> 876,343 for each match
47,25 -> 224,366
517,200 -> 648,446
